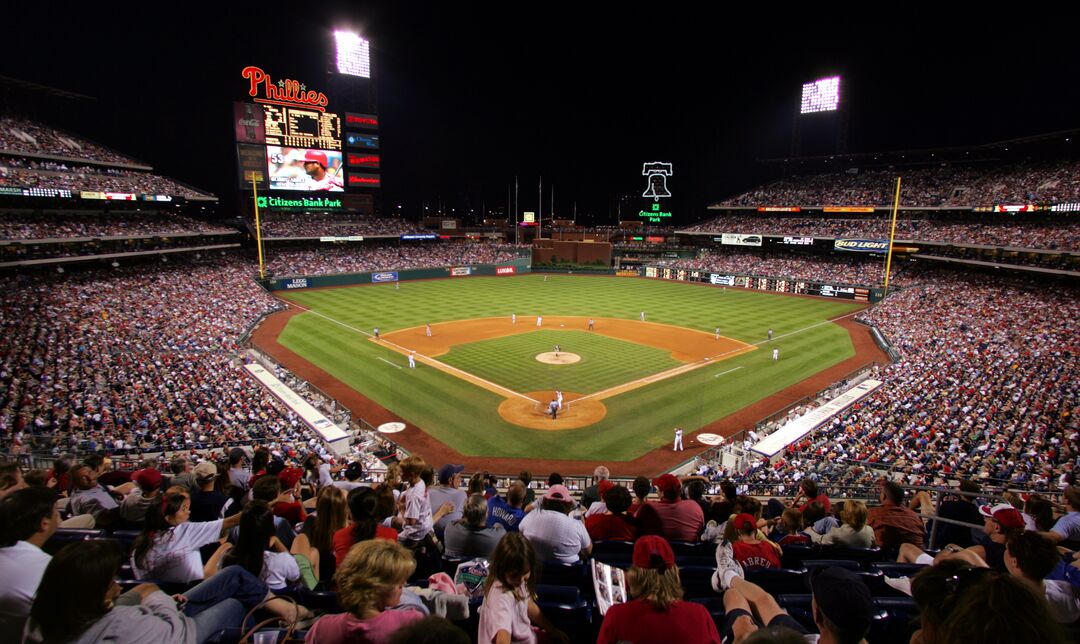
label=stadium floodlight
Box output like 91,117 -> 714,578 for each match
800,76 -> 841,114
335,31 -> 371,78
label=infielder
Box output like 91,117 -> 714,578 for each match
673,427 -> 684,451
536,315 -> 543,327
408,351 -> 416,368
512,313 -> 517,324
374,327 -> 380,340
767,328 -> 773,341
715,327 -> 721,340
588,319 -> 595,331
425,323 -> 432,337
555,389 -> 564,410
772,348 -> 779,361
640,311 -> 646,322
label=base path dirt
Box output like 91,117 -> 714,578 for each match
251,294 -> 888,477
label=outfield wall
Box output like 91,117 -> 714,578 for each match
642,265 -> 885,302
265,257 -> 531,291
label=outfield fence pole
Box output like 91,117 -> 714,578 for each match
883,176 -> 902,298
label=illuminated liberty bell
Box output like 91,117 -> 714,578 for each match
642,162 -> 673,201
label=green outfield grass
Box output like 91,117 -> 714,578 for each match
439,330 -> 683,395
275,274 -> 866,463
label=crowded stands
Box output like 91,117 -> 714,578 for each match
657,248 -> 895,287
255,213 -> 424,237
264,243 -> 527,276
0,158 -> 215,199
0,115 -> 140,165
0,211 -> 234,240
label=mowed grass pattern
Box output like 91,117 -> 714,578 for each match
439,330 -> 682,395
276,274 -> 865,462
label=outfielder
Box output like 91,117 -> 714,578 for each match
767,328 -> 773,341
772,348 -> 779,361
673,427 -> 684,451
408,351 -> 416,368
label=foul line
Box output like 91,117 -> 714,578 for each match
377,357 -> 403,370
714,366 -> 744,378
285,301 -> 540,404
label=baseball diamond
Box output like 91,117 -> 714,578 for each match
253,273 -> 883,475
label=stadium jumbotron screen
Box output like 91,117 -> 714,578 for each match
264,105 -> 342,151
266,146 -> 345,192
800,76 -> 841,114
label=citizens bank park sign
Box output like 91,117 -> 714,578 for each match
242,66 -> 329,112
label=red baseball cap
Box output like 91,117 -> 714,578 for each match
278,467 -> 303,490
302,150 -> 329,168
633,535 -> 675,571
652,473 -> 681,495
598,479 -> 616,497
132,468 -> 163,491
732,513 -> 758,532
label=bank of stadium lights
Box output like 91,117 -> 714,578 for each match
335,31 -> 371,78
800,76 -> 841,114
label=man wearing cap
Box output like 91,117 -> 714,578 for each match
597,535 -> 721,644
581,465 -> 610,510
897,502 -> 1025,573
429,464 -> 467,540
519,485 -> 592,564
118,468 -> 163,525
866,480 -> 925,550
715,544 -> 873,644
636,473 -> 704,542
190,461 -> 228,522
301,149 -> 343,191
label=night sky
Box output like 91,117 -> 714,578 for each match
4,6 -> 1078,225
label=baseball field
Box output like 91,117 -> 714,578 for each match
252,274 -> 883,474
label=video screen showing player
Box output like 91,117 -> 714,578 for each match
266,146 -> 344,192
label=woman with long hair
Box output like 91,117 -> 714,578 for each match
219,502 -> 300,591
292,484 -> 348,588
130,490 -> 242,583
333,486 -> 399,566
477,532 -> 568,644
820,500 -> 876,548
305,539 -> 424,643
597,535 -> 720,644
29,540 -> 272,644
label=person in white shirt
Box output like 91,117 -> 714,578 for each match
130,490 -> 242,583
398,456 -> 434,544
0,487 -> 60,636
519,485 -> 592,564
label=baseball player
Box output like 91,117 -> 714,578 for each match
425,323 -> 432,337
640,311 -> 646,322
554,344 -> 561,357
772,348 -> 779,361
373,327 -> 380,340
767,328 -> 773,341
548,399 -> 559,420
673,427 -> 684,451
512,313 -> 517,324
408,351 -> 416,368
536,315 -> 543,327
588,318 -> 595,331
715,327 -> 721,340
555,389 -> 564,410
300,149 -> 344,191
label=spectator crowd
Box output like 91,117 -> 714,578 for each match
265,243 -> 527,276
0,158 -> 214,199
1,115 -> 139,165
0,210 -> 234,240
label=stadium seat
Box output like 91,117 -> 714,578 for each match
800,559 -> 861,572
539,561 -> 589,589
779,594 -> 893,640
870,562 -> 928,578
820,546 -> 883,566
779,543 -> 816,568
678,565 -> 719,598
871,597 -> 920,644
590,540 -> 634,564
745,567 -> 808,596
43,529 -> 106,555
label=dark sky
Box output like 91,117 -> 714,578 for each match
3,6 -> 1078,225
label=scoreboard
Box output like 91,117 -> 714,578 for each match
263,106 -> 342,150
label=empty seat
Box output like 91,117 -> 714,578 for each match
745,568 -> 808,596
591,540 -> 635,564
678,565 -> 719,598
801,559 -> 861,572
43,529 -> 106,555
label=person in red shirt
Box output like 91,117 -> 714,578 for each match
333,487 -> 398,567
730,513 -> 781,569
597,535 -> 721,644
272,467 -> 307,525
636,474 -> 704,542
792,478 -> 831,514
585,485 -> 637,542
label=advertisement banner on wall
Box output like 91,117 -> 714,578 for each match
616,270 -> 640,277
451,267 -> 472,276
710,274 -> 736,286
495,266 -> 516,275
834,239 -> 889,252
644,267 -> 658,278
721,233 -> 762,247
284,278 -> 309,289
372,272 -> 399,283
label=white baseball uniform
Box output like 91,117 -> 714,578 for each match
640,311 -> 646,321
772,348 -> 779,361
556,390 -> 564,410
425,324 -> 432,337
408,353 -> 416,368
536,315 -> 542,327
674,428 -> 684,451
512,313 -> 517,324
715,327 -> 720,339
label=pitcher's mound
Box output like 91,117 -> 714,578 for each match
536,352 -> 581,364
498,391 -> 606,430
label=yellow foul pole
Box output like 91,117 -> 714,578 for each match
882,176 -> 902,298
251,175 -> 266,280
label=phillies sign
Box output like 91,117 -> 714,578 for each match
242,66 -> 329,112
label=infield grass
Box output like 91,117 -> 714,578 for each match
276,274 -> 866,462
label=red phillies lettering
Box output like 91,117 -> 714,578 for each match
241,66 -> 329,110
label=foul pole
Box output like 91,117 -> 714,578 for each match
882,176 -> 902,298
251,176 -> 266,280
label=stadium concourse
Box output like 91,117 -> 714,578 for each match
1,121 -> 1078,642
